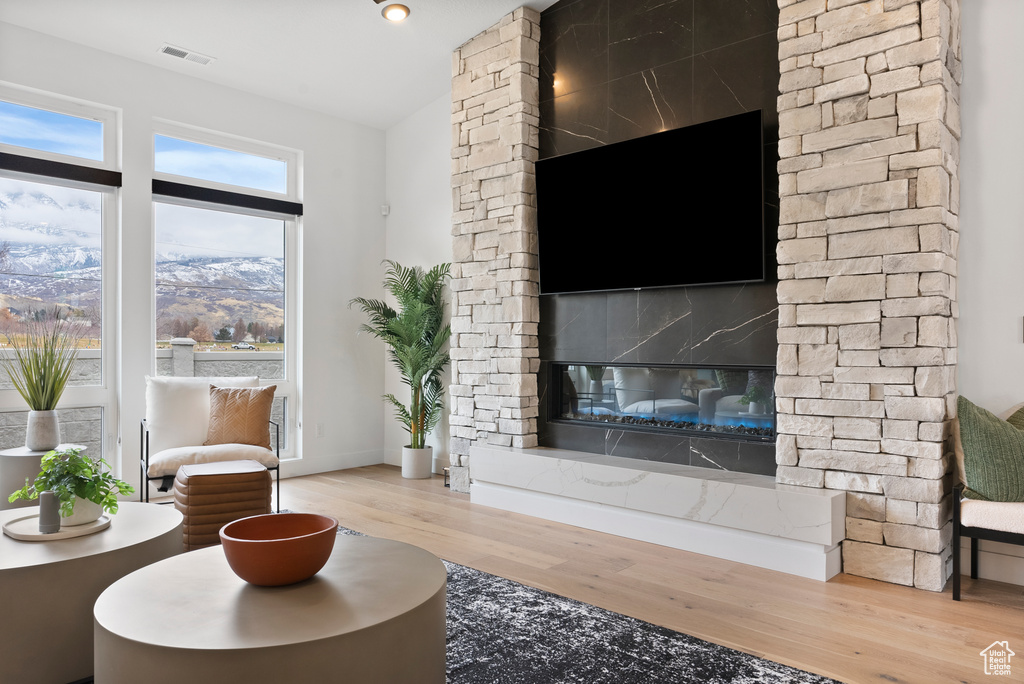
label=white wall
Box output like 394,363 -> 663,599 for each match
958,0 -> 1024,411
382,93 -> 454,469
957,0 -> 1024,586
0,21 -> 390,481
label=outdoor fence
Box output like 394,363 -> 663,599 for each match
0,338 -> 286,459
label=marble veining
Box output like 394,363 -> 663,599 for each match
639,70 -> 672,130
703,60 -> 745,109
689,307 -> 779,354
689,443 -> 728,470
472,444 -> 845,547
611,307 -> 692,362
544,125 -> 607,145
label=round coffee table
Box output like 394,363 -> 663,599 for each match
94,534 -> 447,683
0,501 -> 183,684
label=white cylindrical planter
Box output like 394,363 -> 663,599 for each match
61,497 -> 103,527
26,410 -> 60,451
402,446 -> 433,479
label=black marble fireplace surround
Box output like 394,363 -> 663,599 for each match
536,0 -> 781,476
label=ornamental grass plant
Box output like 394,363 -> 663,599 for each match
0,307 -> 84,410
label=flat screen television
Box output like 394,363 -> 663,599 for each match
535,110 -> 766,295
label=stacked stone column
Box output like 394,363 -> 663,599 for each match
775,0 -> 961,590
448,9 -> 541,493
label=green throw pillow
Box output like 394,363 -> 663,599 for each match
957,395 -> 1024,502
715,369 -> 748,395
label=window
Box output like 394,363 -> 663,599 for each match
154,135 -> 287,195
0,99 -> 104,162
152,120 -> 296,198
0,85 -> 118,169
152,126 -> 300,454
0,176 -> 104,363
154,203 -> 285,346
0,87 -> 119,459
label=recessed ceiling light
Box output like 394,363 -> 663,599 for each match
381,4 -> 410,22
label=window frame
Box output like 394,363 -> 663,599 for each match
152,119 -> 299,201
0,82 -> 120,171
0,87 -> 120,460
151,122 -> 302,460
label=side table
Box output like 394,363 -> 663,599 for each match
94,534 -> 447,683
0,443 -> 86,510
0,502 -> 183,684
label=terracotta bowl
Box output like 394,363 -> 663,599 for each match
220,513 -> 339,586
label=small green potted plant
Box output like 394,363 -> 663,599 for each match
8,446 -> 134,525
738,385 -> 770,415
0,306 -> 84,451
350,261 -> 451,479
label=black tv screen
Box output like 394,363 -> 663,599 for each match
536,110 -> 766,295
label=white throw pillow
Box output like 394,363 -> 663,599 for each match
649,369 -> 683,401
145,376 -> 259,456
612,367 -> 650,411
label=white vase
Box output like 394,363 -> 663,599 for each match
26,410 -> 60,451
402,446 -> 433,479
61,497 -> 103,527
747,402 -> 764,415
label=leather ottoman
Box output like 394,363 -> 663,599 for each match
173,460 -> 271,551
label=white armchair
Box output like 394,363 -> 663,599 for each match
140,376 -> 280,511
611,367 -> 699,417
698,370 -> 774,424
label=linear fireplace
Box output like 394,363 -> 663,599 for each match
540,361 -> 777,477
551,363 -> 775,442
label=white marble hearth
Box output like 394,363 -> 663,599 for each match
470,445 -> 846,581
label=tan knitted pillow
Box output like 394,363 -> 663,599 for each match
205,385 -> 276,450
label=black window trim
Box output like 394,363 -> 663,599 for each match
152,179 -> 302,217
0,151 -> 121,187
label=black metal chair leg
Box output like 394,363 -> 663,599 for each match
953,492 -> 962,601
971,537 -> 979,579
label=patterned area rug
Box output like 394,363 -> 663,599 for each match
337,527 -> 839,684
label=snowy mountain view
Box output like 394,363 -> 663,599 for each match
0,178 -> 284,343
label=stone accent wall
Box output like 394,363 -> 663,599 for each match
774,0 -> 961,590
448,8 -> 542,493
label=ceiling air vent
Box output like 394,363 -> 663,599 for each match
159,44 -> 215,66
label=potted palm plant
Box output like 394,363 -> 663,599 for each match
351,261 -> 451,479
8,446 -> 134,526
0,307 -> 84,451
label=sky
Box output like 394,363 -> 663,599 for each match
0,100 -> 103,161
154,202 -> 284,261
154,135 -> 287,194
0,97 -> 287,261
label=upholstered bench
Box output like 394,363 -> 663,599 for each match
952,397 -> 1024,600
173,460 -> 271,551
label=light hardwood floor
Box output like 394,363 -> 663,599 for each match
280,465 -> 1024,684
